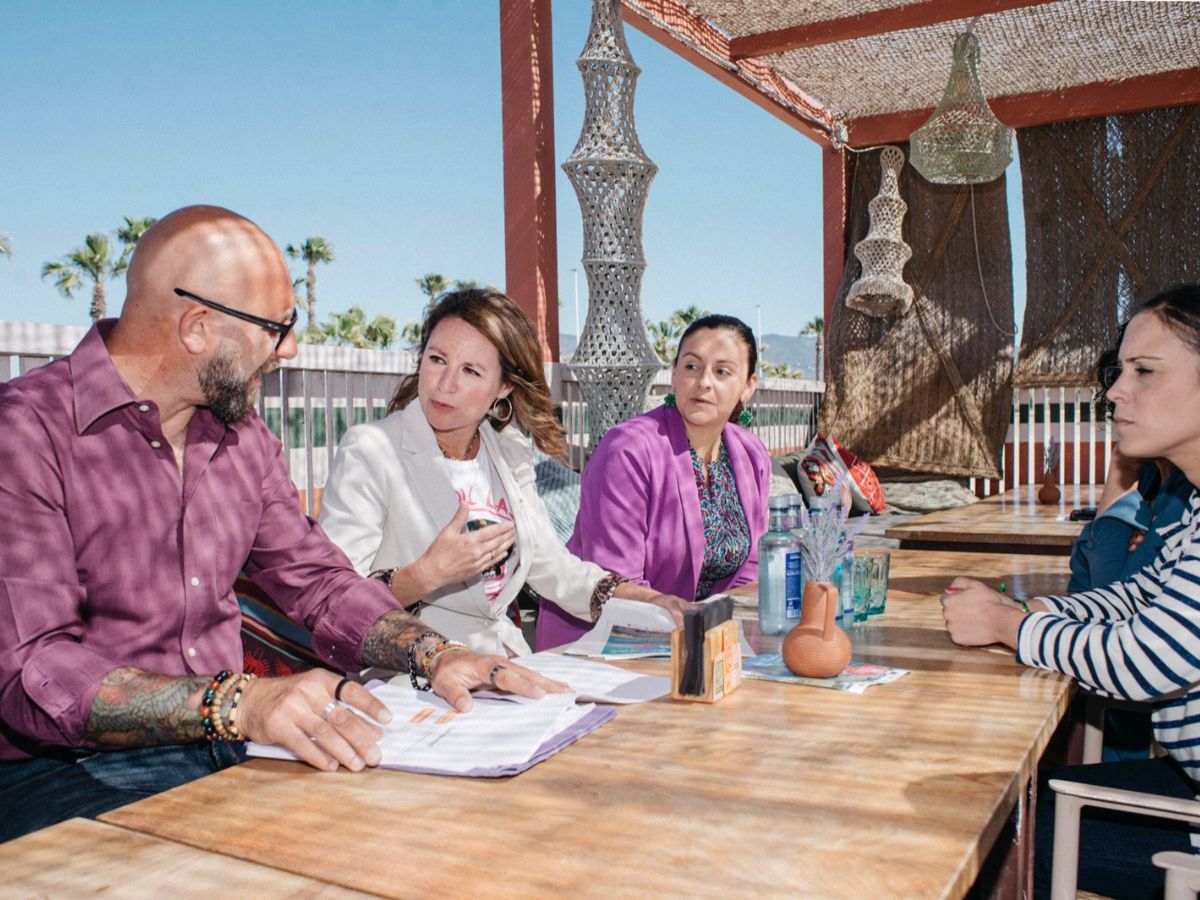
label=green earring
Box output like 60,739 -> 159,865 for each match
663,393 -> 676,407
737,408 -> 754,426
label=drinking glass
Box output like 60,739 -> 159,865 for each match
852,558 -> 872,622
868,552 -> 891,616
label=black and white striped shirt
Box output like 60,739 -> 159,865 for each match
1017,489 -> 1200,783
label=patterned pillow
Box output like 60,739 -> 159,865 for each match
833,438 -> 887,514
794,434 -> 854,510
237,576 -> 334,678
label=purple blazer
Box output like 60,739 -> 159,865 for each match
537,405 -> 771,650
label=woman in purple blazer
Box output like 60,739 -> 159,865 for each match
538,315 -> 772,650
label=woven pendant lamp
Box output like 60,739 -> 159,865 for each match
910,31 -> 1013,184
846,146 -> 913,317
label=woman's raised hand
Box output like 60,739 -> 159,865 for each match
411,501 -> 516,593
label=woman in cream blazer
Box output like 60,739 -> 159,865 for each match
319,289 -> 687,656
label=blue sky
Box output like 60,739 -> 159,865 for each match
0,1 -> 1022,348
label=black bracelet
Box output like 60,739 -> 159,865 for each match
368,568 -> 397,590
406,630 -> 447,692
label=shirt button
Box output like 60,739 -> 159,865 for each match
187,647 -> 197,658
138,404 -> 150,413
190,576 -> 200,586
150,440 -> 162,449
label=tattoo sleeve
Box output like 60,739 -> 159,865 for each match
83,667 -> 210,748
361,609 -> 439,671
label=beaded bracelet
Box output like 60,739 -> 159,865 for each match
224,675 -> 255,740
406,631 -> 464,692
200,670 -> 234,742
589,572 -> 629,622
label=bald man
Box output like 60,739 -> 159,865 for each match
0,206 -> 562,841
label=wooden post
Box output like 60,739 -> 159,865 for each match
499,0 -> 560,361
822,147 -> 848,379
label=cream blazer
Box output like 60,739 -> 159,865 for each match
318,402 -> 606,656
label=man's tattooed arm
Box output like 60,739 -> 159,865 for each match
83,668 -> 210,748
361,609 -> 439,671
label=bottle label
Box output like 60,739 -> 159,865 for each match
784,551 -> 801,620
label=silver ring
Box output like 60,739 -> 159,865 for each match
488,663 -> 506,689
321,700 -> 338,719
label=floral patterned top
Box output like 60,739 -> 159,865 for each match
691,441 -> 751,600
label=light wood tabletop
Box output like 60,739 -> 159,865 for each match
884,483 -> 1100,555
98,550 -> 1074,900
0,817 -> 373,897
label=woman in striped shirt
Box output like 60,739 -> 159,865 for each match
942,284 -> 1200,900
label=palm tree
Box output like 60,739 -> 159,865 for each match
646,317 -> 682,364
415,273 -> 449,305
318,307 -> 399,349
42,233 -> 127,321
400,320 -> 423,349
671,304 -> 709,329
285,237 -> 335,331
116,216 -> 156,259
364,314 -> 398,349
800,315 -> 824,380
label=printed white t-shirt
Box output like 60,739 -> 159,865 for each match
442,441 -> 518,603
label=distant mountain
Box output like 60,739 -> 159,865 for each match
558,331 -> 820,379
759,333 -> 821,380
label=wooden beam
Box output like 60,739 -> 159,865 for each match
730,0 -> 1051,59
621,0 -> 835,147
846,67 -> 1200,147
822,149 -> 848,381
500,0 -> 560,361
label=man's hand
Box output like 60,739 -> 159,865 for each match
410,501 -> 516,592
428,650 -> 569,713
939,577 -> 1025,648
237,670 -> 392,773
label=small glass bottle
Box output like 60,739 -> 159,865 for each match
759,497 -> 803,636
786,493 -> 805,535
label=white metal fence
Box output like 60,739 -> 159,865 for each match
2,320 -> 1107,508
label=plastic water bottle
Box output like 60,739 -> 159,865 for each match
786,493 -> 805,533
759,497 -> 803,636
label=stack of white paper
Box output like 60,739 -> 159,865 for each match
247,682 -> 615,777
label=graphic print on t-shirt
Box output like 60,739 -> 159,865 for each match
443,443 -> 518,603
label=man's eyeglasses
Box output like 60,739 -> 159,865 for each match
174,287 -> 298,351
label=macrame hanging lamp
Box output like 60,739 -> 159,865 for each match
910,31 -> 1013,185
846,146 -> 913,317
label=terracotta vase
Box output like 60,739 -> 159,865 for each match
781,581 -> 852,678
1037,469 -> 1061,505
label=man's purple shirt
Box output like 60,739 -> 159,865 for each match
0,322 -> 396,760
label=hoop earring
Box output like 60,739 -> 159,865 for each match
663,393 -> 676,407
737,408 -> 754,427
489,395 -> 513,424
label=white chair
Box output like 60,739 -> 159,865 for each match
1049,779 -> 1200,899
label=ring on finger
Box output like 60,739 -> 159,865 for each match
488,663 -> 506,689
334,677 -> 352,703
321,700 -> 339,719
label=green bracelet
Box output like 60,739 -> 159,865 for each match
1017,598 -> 1031,613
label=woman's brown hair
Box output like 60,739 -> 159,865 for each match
387,288 -> 567,458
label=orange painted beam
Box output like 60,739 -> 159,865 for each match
621,0 -> 835,147
500,0 -> 560,361
846,67 -> 1200,147
729,0 -> 1051,59
822,149 -> 848,380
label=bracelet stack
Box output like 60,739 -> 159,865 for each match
200,670 -> 256,742
406,631 -> 468,692
590,572 -> 629,622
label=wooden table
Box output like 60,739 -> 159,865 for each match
885,483 -> 1099,555
99,550 -> 1073,899
0,817 -> 372,896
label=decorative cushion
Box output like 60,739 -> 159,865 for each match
237,576 -> 333,678
794,434 -> 886,514
833,438 -> 887,515
533,449 -> 582,544
795,434 -> 854,510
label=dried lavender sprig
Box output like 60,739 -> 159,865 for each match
795,471 -> 870,581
